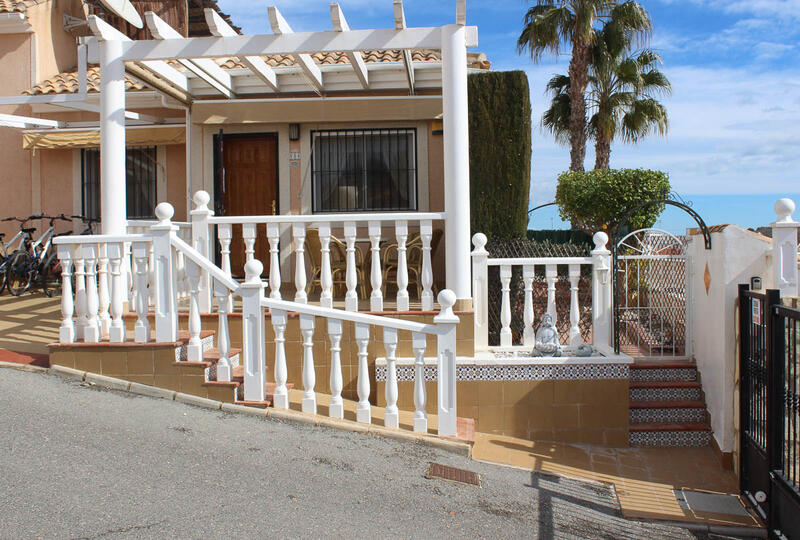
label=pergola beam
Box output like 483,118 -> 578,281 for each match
145,11 -> 234,98
393,0 -> 415,94
0,113 -> 62,129
267,6 -> 323,93
204,8 -> 279,92
330,3 -> 368,89
456,0 -> 466,25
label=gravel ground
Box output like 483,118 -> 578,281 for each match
0,368 -> 729,539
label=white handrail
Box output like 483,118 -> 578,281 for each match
487,257 -> 593,266
170,235 -> 238,291
53,234 -> 150,245
208,212 -> 445,225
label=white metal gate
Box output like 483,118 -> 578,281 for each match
614,228 -> 690,358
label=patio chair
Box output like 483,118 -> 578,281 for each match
380,229 -> 443,301
305,228 -> 367,299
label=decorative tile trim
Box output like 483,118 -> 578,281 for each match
630,367 -> 697,382
630,407 -> 707,423
375,363 -> 629,382
629,430 -> 710,447
629,387 -> 701,401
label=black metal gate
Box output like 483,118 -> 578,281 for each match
739,285 -> 800,539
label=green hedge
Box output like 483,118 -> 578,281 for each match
468,71 -> 532,240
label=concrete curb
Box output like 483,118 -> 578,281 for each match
129,382 -> 175,400
220,402 -> 268,417
49,365 -> 87,381
175,392 -> 222,410
0,360 -> 49,373
85,372 -> 131,392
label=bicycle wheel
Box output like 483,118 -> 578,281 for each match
41,252 -> 62,297
7,251 -> 33,296
0,255 -> 7,295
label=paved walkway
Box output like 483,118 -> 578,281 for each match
1,367 -> 712,539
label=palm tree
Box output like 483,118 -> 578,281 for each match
542,25 -> 671,169
518,0 -> 651,171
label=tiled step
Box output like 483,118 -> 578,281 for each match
629,380 -> 703,402
629,421 -> 712,447
175,330 -> 215,362
629,363 -> 698,382
629,400 -> 708,423
203,348 -> 242,381
228,367 -> 295,404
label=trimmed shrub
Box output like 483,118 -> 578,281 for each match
468,71 -> 532,240
555,168 -> 670,234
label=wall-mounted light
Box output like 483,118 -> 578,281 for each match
289,123 -> 300,141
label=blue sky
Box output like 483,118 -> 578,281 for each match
217,0 -> 799,232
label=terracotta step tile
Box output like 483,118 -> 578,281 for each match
203,348 -> 242,362
234,400 -> 271,409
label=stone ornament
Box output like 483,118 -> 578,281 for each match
533,313 -> 562,357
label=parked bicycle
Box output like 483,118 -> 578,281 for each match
0,216 -> 40,294
6,214 -> 71,297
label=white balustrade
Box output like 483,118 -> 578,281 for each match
545,264 -> 557,322
328,318 -> 344,418
355,322 -> 371,424
568,264 -> 581,346
344,221 -> 358,311
300,313 -> 316,413
369,220 -> 383,311
97,244 -> 111,338
214,279 -> 232,382
240,260 -> 266,402
267,223 -> 281,300
83,244 -> 100,343
57,245 -> 75,343
242,223 -> 256,263
185,258 -> 203,361
522,265 -> 535,348
319,223 -> 333,308
471,233 -> 489,352
293,223 -> 307,304
217,223 -> 233,313
271,308 -> 289,409
420,220 -> 434,311
132,241 -> 151,343
190,191 -> 213,312
383,327 -> 399,428
107,243 -> 125,343
499,264 -> 512,347
412,331 -> 427,433
395,220 -> 409,312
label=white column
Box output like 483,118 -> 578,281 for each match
395,220 -> 409,311
383,327 -> 399,429
412,331 -> 427,433
108,243 -> 125,343
293,223 -> 307,304
99,38 -> 127,236
58,245 -> 75,344
441,24 -> 471,301
772,198 -> 799,296
185,258 -> 202,361
319,223 -> 333,308
191,191 -> 214,313
344,221 -> 358,311
83,244 -> 100,343
522,265 -> 535,348
471,233 -> 489,351
267,223 -> 282,299
241,260 -> 267,402
369,220 -> 383,311
420,220 -> 434,311
151,203 -> 179,343
271,308 -> 289,409
500,264 -> 512,347
132,241 -> 151,343
568,264 -> 582,346
300,314 -> 316,414
328,319 -> 344,419
355,322 -> 371,424
435,289 -> 459,437
591,232 -> 612,350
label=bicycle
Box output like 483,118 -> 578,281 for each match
7,214 -> 71,296
0,216 -> 38,294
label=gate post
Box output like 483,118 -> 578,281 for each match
737,283 -> 751,493
771,198 -> 799,297
591,232 -> 612,351
765,288 -> 783,478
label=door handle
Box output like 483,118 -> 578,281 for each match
272,200 -> 277,215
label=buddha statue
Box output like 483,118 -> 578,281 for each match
533,313 -> 562,357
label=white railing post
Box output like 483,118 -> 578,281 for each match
271,308 -> 289,409
185,258 -> 203,361
267,223 -> 282,299
57,245 -> 75,344
568,264 -> 582,346
97,244 -> 111,338
772,198 -> 799,296
412,331 -> 427,433
591,232 -> 612,350
191,190 -> 214,313
293,223 -> 308,304
369,220 -> 383,311
383,327 -> 399,428
73,251 -> 87,341
319,223 -> 333,308
132,241 -> 151,343
83,243 -> 100,343
242,223 -> 256,264
151,203 -> 179,343
471,233 -> 489,351
300,313 -> 316,413
499,264 -> 512,347
420,220 -> 434,311
344,221 -> 358,311
107,242 -> 125,343
217,223 -> 233,313
355,322 -> 371,424
214,279 -> 232,381
435,289 -> 459,437
241,260 -> 267,402
522,264 -> 535,348
328,319 -> 344,419
545,264 -> 557,323
395,220 -> 409,311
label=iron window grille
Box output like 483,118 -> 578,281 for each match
81,146 -> 159,220
311,128 -> 418,213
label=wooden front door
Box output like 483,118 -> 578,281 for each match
219,133 -> 278,276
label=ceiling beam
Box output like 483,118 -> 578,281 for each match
456,0 -> 466,25
393,0 -> 415,94
0,113 -> 62,129
267,6 -> 323,93
330,3 -> 368,89
145,11 -> 234,98
204,8 -> 279,92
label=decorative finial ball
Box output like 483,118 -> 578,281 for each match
438,288 -> 456,309
472,232 -> 487,250
775,198 -> 796,222
155,202 -> 174,222
244,259 -> 264,280
593,231 -> 609,250
193,190 -> 210,207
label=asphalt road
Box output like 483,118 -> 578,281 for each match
1,367 -> 712,539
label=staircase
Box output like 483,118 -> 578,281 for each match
628,361 -> 712,447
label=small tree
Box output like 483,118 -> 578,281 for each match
555,168 -> 670,234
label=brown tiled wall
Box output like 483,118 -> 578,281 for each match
377,377 -> 629,447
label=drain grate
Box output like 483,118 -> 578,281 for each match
674,489 -> 752,517
424,463 -> 481,487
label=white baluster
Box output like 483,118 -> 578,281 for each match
344,221 -> 358,311
293,223 -> 307,304
267,223 -> 282,300
300,313 -> 316,413
186,258 -> 202,361
191,190 -> 213,313
546,264 -> 557,323
319,223 -> 333,308
355,323 -> 371,424
125,242 -> 134,306
108,243 -> 125,343
73,252 -> 87,341
523,264 -> 535,348
271,308 -> 289,409
214,280 -> 231,381
369,220 -> 383,311
412,331 -> 427,433
132,241 -> 150,343
569,264 -> 582,346
218,223 -> 233,313
57,245 -> 74,344
176,249 -> 187,299
500,264 -> 512,347
83,244 -> 100,343
395,220 -> 409,312
242,223 -> 256,263
420,220 -> 434,311
383,327 -> 399,429
97,244 -> 111,338
328,319 -> 344,418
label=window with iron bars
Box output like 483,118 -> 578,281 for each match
311,128 -> 418,213
81,146 -> 158,220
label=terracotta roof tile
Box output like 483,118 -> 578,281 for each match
24,66 -> 145,95
0,0 -> 37,13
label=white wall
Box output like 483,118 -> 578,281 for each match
688,225 -> 772,453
